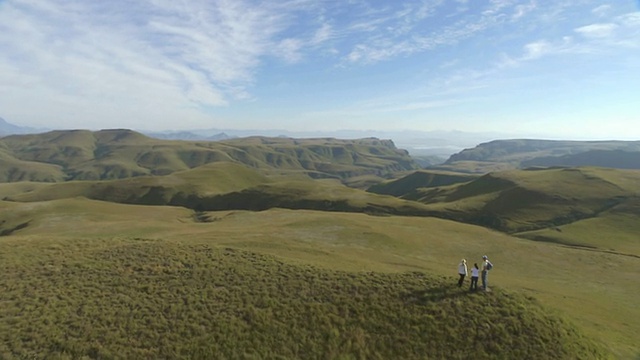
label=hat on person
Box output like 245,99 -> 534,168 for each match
482,255 -> 488,259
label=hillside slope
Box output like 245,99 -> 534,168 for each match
0,129 -> 418,184
2,162 -> 438,216
0,216 -> 607,359
410,167 -> 640,244
0,199 -> 637,357
367,170 -> 477,198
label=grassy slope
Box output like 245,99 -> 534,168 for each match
0,199 -> 637,358
367,170 -> 477,198
4,162 -> 439,216
411,167 -> 640,239
428,160 -> 516,174
515,198 -> 640,256
0,238 -> 604,359
0,150 -> 67,182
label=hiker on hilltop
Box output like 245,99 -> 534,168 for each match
469,263 -> 479,292
457,259 -> 468,287
481,255 -> 492,291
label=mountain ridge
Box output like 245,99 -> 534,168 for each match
0,129 -> 418,184
436,138 -> 640,173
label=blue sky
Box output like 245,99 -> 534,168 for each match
0,0 -> 639,139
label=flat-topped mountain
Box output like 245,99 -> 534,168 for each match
436,139 -> 640,173
0,129 -> 418,184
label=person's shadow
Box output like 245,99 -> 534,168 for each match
401,285 -> 474,305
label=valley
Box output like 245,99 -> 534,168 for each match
1,130 -> 639,358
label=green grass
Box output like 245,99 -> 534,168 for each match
4,163 -> 441,217
0,236 -> 607,359
516,200 -> 640,256
367,170 -> 477,197
408,167 -> 640,238
428,160 -> 516,174
1,198 -> 638,358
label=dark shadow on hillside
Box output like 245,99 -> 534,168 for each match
401,284 -> 479,305
0,220 -> 30,236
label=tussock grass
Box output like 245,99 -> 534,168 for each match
0,199 -> 637,357
0,238 -> 606,359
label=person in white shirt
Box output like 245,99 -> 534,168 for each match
457,259 -> 468,287
469,263 -> 479,291
481,255 -> 491,290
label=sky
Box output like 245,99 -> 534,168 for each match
0,0 -> 639,139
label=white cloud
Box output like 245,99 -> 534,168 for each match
342,0 -> 520,64
0,0 -> 310,128
276,38 -> 304,63
522,40 -> 552,59
574,23 -> 618,38
311,23 -> 334,45
618,12 -> 640,27
512,1 -> 536,20
591,5 -> 611,17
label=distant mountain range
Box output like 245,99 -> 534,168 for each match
0,117 -> 40,135
432,139 -> 640,173
3,118 -> 640,173
0,117 -> 508,159
0,129 -> 418,184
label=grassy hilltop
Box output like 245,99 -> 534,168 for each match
1,130 -> 639,358
0,199 -> 614,359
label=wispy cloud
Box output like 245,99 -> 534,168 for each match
0,0 -> 309,127
574,23 -> 618,38
342,0 -> 535,65
498,9 -> 640,68
0,0 -> 638,133
591,5 -> 611,17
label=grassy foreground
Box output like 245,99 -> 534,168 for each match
0,237 -> 605,359
1,198 -> 637,358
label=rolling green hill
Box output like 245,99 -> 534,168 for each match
3,161 -> 441,217
515,197 -> 640,256
1,132 -> 640,358
0,129 -> 418,184
395,167 -> 640,254
367,170 -> 477,198
437,139 -> 640,173
0,199 -> 621,359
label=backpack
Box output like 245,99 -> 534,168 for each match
486,261 -> 493,270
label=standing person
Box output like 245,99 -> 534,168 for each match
469,263 -> 479,292
481,255 -> 492,291
457,259 -> 468,287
